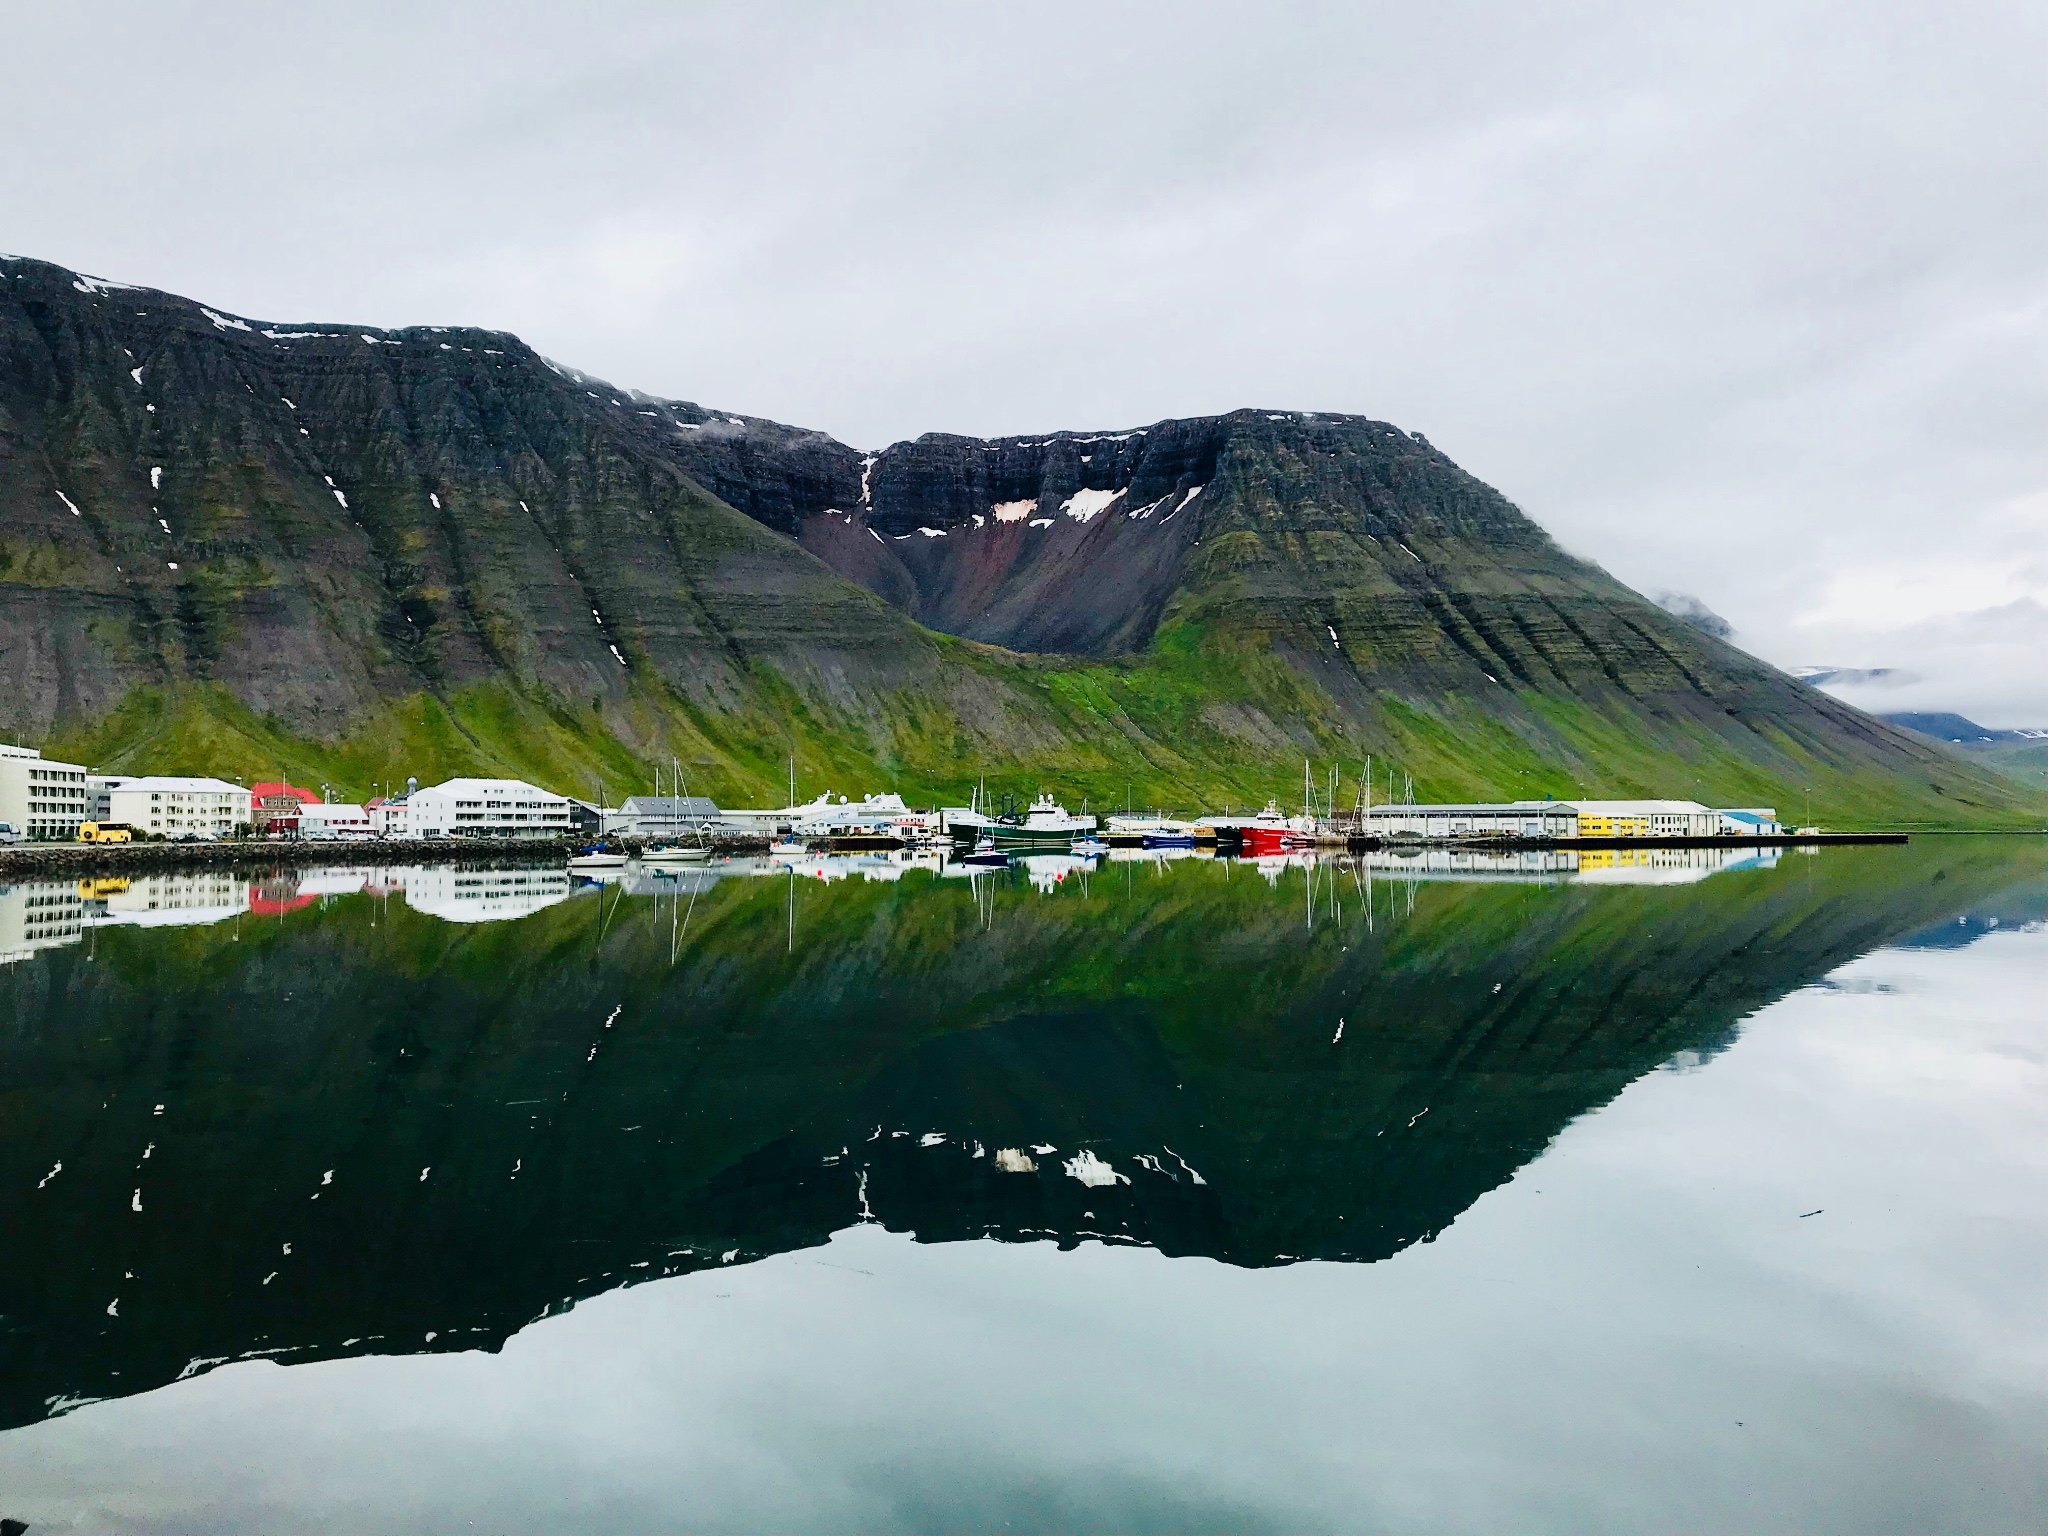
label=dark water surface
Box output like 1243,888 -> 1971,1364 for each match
2,841 -> 2045,1533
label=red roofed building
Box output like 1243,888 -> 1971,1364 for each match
251,780 -> 319,835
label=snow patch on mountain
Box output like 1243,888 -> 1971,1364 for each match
1061,488 -> 1123,523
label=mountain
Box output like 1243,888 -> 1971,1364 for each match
1884,713 -> 2048,793
1,254 -> 2037,826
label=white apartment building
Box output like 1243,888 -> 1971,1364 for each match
106,778 -> 253,840
298,802 -> 374,839
407,778 -> 571,839
0,744 -> 93,840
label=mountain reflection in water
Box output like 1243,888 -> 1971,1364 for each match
0,839 -> 2042,1431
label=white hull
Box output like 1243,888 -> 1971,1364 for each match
641,847 -> 709,864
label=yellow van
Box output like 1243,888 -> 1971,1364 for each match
77,822 -> 135,844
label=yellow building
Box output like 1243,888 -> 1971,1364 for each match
1567,800 -> 1718,838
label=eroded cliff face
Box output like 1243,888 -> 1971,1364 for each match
805,420 -> 1216,654
644,404 -> 1231,653
771,406 -> 1931,783
782,411 -> 1577,667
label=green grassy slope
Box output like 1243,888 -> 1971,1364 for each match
46,621 -> 2044,830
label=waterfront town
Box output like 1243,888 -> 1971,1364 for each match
0,738 -> 1792,852
0,738 -> 1789,849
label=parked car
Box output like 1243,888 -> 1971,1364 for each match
77,822 -> 135,844
0,821 -> 20,844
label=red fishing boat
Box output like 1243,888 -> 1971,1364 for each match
1239,800 -> 1316,855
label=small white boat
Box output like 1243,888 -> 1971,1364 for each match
641,844 -> 710,864
567,846 -> 629,871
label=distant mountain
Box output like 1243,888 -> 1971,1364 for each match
1884,713 -> 2048,793
1882,712 -> 2046,744
0,254 -> 2038,826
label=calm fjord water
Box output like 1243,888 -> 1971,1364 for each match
2,842 -> 2045,1533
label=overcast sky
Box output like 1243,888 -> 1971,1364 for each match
8,1 -> 2045,722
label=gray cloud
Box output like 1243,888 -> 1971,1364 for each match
7,0 -> 2045,721
1655,592 -> 1735,642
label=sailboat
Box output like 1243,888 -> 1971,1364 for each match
643,756 -> 711,864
